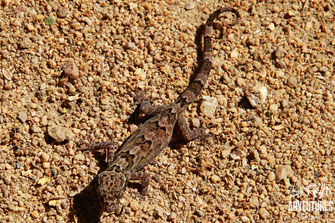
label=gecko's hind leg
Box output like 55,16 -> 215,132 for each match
81,141 -> 117,163
175,113 -> 206,142
128,172 -> 151,195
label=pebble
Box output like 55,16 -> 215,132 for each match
249,196 -> 259,208
275,165 -> 293,181
259,207 -> 270,219
40,152 -> 49,162
269,104 -> 279,112
287,76 -> 297,87
200,96 -> 218,118
57,6 -> 68,18
185,2 -> 195,10
47,125 -> 73,143
155,206 -> 165,218
267,23 -> 275,31
191,118 -> 200,128
267,172 -> 276,181
42,162 -> 50,169
245,85 -> 268,108
31,210 -> 39,218
18,112 -> 27,122
125,42 -> 136,50
74,153 -> 85,161
64,62 -> 79,79
211,174 -> 220,183
19,38 -> 32,49
230,48 -> 239,58
134,68 -> 146,80
130,200 -> 139,211
25,23 -> 35,32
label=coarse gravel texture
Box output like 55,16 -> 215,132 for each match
1,0 -> 334,222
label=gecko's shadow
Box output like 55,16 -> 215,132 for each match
69,177 -> 103,223
69,149 -> 108,222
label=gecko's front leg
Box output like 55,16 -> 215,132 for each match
82,141 -> 117,163
175,112 -> 206,141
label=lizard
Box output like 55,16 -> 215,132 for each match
85,7 -> 240,213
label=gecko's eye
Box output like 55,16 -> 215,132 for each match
96,171 -> 127,212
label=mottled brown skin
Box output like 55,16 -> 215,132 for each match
87,7 -> 240,212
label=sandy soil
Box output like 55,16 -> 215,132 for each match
1,0 -> 334,222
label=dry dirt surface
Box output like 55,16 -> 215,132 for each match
1,0 -> 334,222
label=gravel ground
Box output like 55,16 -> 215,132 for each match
1,0 -> 334,222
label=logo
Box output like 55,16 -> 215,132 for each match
288,183 -> 334,213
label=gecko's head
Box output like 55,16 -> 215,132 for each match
96,171 -> 127,212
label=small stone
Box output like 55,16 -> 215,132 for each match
259,207 -> 270,219
230,48 -> 239,58
267,23 -> 275,31
305,21 -> 313,30
25,23 -> 35,32
249,196 -> 259,208
134,68 -> 146,80
274,47 -> 285,59
200,96 -> 218,118
160,65 -> 170,74
57,6 -> 68,18
230,152 -> 240,160
74,153 -> 85,161
272,124 -> 284,130
236,77 -> 246,87
64,62 -> 79,79
19,38 -> 32,49
191,118 -> 200,128
48,200 -> 57,206
245,85 -> 267,108
48,125 -> 73,143
130,200 -> 138,211
31,210 -> 39,218
3,175 -> 11,185
4,163 -> 12,170
241,216 -> 250,222
227,213 -> 236,221
269,104 -> 279,112
275,165 -> 294,181
40,152 -> 49,162
217,95 -> 227,106
18,112 -> 27,122
167,164 -> 175,174
185,2 -> 195,10
31,125 -> 41,133
168,212 -> 177,220
42,162 -> 50,169
211,174 -> 220,183
125,42 -> 136,50
221,150 -> 230,158
268,172 -> 276,181
37,177 -> 50,185
287,76 -> 297,87
281,99 -> 289,108
155,206 -> 165,218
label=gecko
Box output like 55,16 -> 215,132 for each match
85,7 -> 240,212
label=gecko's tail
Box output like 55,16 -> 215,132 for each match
176,7 -> 240,108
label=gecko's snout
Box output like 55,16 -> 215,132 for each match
96,171 -> 127,212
